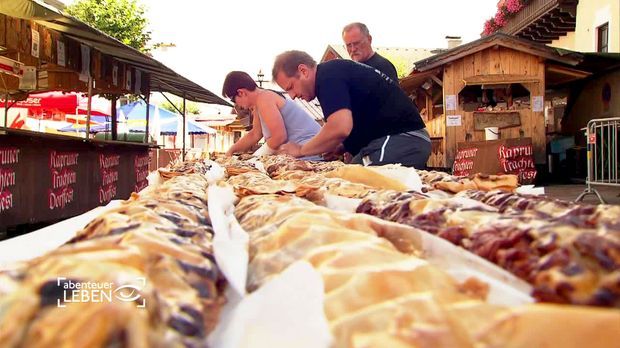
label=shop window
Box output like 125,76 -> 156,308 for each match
459,83 -> 530,112
597,23 -> 609,53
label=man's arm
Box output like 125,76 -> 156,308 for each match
279,109 -> 352,157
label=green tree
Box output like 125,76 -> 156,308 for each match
65,0 -> 154,53
160,99 -> 201,115
382,54 -> 413,79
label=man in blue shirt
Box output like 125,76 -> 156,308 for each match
273,50 -> 431,168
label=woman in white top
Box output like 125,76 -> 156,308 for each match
222,71 -> 321,160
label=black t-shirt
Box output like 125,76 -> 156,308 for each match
361,52 -> 398,82
315,59 -> 425,155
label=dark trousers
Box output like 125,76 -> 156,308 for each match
351,129 -> 431,169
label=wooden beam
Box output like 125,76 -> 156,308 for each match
540,17 -> 575,30
526,25 -> 563,38
463,74 -> 540,86
515,31 -> 554,43
546,64 -> 592,79
522,31 -> 559,42
531,21 -> 566,32
430,74 -> 443,87
522,28 -> 559,41
549,11 -> 577,24
518,33 -> 544,42
532,23 -> 569,36
558,5 -> 577,18
399,68 -> 441,90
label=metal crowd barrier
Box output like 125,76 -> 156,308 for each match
576,117 -> 620,204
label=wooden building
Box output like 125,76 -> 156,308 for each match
401,33 -> 595,169
491,0 -> 620,148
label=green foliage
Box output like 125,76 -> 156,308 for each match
65,0 -> 153,53
160,98 -> 201,115
382,54 -> 412,79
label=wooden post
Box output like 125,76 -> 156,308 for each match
3,92 -> 8,128
145,93 -> 150,143
182,95 -> 186,161
111,95 -> 118,140
444,60 -> 466,169
85,75 -> 93,139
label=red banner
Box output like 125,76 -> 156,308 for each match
454,138 -> 537,184
0,92 -> 78,110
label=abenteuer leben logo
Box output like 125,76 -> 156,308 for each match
55,277 -> 146,308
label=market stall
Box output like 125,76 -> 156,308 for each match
0,0 -> 230,138
0,1 -> 230,230
0,91 -> 111,135
401,33 -> 591,178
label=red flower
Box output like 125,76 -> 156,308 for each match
482,0 -> 529,35
483,19 -> 498,36
494,10 -> 507,27
505,0 -> 524,13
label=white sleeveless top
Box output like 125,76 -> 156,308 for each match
258,98 -> 322,161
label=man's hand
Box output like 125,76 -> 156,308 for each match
343,152 -> 353,163
278,142 -> 302,157
321,143 -> 345,161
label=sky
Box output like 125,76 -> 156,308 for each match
60,0 -> 499,111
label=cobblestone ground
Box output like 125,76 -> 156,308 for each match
545,184 -> 620,205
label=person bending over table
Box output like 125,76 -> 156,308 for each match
222,71 -> 321,160
272,51 -> 431,168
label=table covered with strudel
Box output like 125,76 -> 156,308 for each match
0,154 -> 618,348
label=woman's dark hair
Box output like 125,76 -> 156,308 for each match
222,71 -> 258,100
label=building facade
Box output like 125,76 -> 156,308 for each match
551,0 -> 619,52
494,0 -> 620,138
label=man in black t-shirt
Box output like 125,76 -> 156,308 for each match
273,50 -> 431,168
342,22 -> 398,82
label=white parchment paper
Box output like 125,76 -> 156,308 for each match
208,261 -> 333,348
516,185 -> 545,196
207,162 -> 249,297
368,164 -> 424,192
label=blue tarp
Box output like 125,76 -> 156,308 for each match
121,101 -> 215,135
58,101 -> 215,135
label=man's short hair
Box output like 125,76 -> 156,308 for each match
272,50 -> 317,79
342,22 -> 370,37
222,71 -> 257,100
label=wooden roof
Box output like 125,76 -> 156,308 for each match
411,33 -> 583,72
0,0 -> 231,106
399,68 -> 441,91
